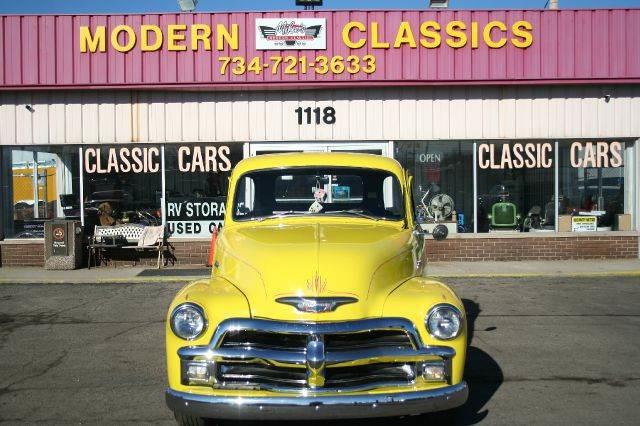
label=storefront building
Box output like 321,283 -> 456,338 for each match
1,8 -> 639,266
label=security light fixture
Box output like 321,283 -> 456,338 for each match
296,0 -> 323,9
429,0 -> 449,8
177,0 -> 198,12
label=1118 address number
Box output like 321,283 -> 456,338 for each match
296,106 -> 336,125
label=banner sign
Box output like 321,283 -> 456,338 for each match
2,10 -> 639,89
166,196 -> 226,238
256,18 -> 326,50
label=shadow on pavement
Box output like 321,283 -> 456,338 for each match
207,299 -> 503,426
444,298 -> 504,425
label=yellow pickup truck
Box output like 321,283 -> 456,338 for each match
165,152 -> 467,425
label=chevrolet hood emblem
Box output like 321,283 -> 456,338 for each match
276,297 -> 358,313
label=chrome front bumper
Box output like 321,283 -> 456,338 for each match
166,381 -> 468,420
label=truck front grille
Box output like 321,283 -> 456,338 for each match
220,328 -> 414,351
178,318 -> 455,392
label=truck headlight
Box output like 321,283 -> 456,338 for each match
426,304 -> 463,340
170,303 -> 207,340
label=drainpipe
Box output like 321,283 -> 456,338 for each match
549,0 -> 559,9
0,148 -> 4,241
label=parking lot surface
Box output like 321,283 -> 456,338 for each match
0,275 -> 639,425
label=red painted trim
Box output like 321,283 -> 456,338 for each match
1,78 -> 638,92
2,8 -> 640,17
2,9 -> 640,89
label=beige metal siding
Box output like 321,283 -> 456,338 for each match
0,85 -> 639,145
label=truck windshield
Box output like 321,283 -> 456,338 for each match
232,167 -> 405,222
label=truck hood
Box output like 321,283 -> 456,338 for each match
214,221 -> 416,320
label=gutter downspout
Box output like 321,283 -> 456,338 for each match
0,148 -> 4,241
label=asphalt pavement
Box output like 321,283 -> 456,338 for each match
0,275 -> 639,425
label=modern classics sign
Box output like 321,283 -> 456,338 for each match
3,10 -> 639,88
74,15 -> 532,78
255,18 -> 326,50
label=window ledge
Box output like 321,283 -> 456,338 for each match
439,231 -> 639,239
0,238 -> 45,245
166,237 -> 213,243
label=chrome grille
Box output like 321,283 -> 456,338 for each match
324,329 -> 414,350
325,363 -> 415,388
220,329 -> 414,352
220,330 -> 308,351
178,318 -> 455,392
218,363 -> 306,388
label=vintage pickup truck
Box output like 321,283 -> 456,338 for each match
165,152 -> 468,425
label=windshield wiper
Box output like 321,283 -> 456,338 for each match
329,209 -> 380,221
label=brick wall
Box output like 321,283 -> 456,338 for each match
0,243 -> 45,266
0,240 -> 211,268
425,235 -> 639,262
1,235 -> 637,267
89,240 -> 211,268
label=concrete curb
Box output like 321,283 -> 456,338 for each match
2,271 -> 639,284
0,276 -> 210,285
425,271 -> 640,279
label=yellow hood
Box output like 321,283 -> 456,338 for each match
214,219 -> 416,321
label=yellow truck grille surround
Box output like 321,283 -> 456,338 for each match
177,318 -> 456,392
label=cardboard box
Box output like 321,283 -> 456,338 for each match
616,214 -> 632,231
558,215 -> 572,232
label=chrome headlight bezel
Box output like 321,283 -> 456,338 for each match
170,303 -> 207,341
426,303 -> 463,341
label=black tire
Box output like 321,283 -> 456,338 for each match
173,411 -> 207,426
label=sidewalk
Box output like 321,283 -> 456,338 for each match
0,260 -> 639,284
425,259 -> 640,278
0,266 -> 211,284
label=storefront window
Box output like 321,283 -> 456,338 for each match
82,145 -> 162,234
476,141 -> 555,233
559,141 -> 626,231
396,141 -> 474,233
164,144 -> 243,238
1,146 -> 80,238
0,140 -> 634,240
